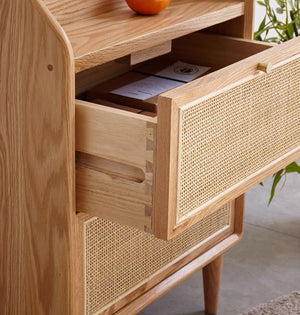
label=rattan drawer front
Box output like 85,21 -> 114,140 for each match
155,36 -> 300,239
82,201 -> 233,315
178,57 -> 300,220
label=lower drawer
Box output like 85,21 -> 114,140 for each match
76,32 -> 300,239
76,197 -> 243,315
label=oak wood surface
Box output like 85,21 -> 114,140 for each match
171,32 -> 273,69
75,100 -> 156,231
74,213 -> 91,315
206,0 -> 254,38
234,194 -> 245,235
243,0 -> 255,39
1,0 -> 258,314
130,41 -> 172,65
154,96 -> 180,239
75,99 -> 156,168
203,255 -> 224,315
0,0 -> 75,314
76,163 -> 153,231
44,0 -> 245,72
75,60 -> 133,95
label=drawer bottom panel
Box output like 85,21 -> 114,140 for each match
82,202 -> 233,315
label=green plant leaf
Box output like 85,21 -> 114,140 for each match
276,0 -> 285,7
276,7 -> 284,13
258,0 -> 266,5
277,24 -> 289,29
285,162 -> 300,173
268,169 -> 284,205
287,22 -> 295,37
289,0 -> 296,10
266,36 -> 281,42
259,17 -> 266,30
254,26 -> 273,39
272,10 -> 279,22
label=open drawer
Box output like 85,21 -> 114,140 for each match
76,32 -> 300,240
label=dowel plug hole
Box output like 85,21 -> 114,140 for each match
48,64 -> 54,71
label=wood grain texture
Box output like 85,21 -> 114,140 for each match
74,213 -> 91,315
172,32 -> 272,69
206,16 -> 246,38
243,0 -> 255,39
203,255 -> 224,315
154,97 -> 179,239
0,0 -> 75,314
130,41 -> 172,65
208,0 -> 254,38
76,164 -> 153,231
76,100 -> 156,232
75,99 -> 156,168
75,60 -> 133,96
234,194 -> 245,235
44,0 -> 245,72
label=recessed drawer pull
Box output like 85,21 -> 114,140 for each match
257,62 -> 272,73
76,152 -> 146,183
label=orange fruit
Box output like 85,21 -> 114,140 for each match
126,0 -> 171,15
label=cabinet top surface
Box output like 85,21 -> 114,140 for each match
44,0 -> 245,72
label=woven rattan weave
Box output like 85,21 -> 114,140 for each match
84,203 -> 231,314
178,57 -> 300,220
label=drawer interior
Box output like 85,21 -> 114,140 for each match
76,31 -> 273,110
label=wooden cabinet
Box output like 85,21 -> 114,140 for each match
1,0 -> 299,314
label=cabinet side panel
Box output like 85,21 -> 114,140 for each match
0,0 -> 75,314
0,2 -> 22,313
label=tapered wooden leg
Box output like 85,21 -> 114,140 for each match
203,254 -> 223,315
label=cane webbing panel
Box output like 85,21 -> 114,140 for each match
84,203 -> 231,315
178,57 -> 300,220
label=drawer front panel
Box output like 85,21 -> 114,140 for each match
155,38 -> 300,239
178,56 -> 300,221
83,202 -> 232,315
